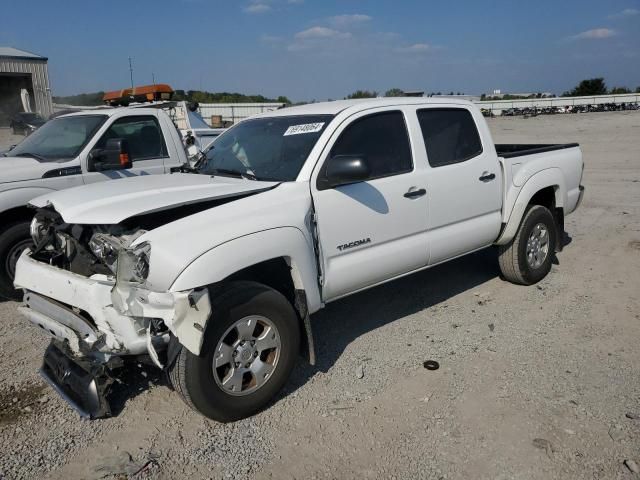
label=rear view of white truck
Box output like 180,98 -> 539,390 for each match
14,98 -> 584,422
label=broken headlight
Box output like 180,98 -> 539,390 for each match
116,242 -> 151,284
30,215 -> 49,245
88,233 -> 122,269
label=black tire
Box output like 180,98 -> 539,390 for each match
0,222 -> 32,301
169,281 -> 300,422
498,205 -> 557,285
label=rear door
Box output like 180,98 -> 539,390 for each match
82,114 -> 168,184
311,108 -> 430,301
416,107 -> 502,264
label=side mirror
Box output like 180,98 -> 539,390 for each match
87,139 -> 132,172
319,155 -> 371,190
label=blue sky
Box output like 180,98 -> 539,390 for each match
2,0 -> 639,101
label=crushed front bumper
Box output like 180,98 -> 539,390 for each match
14,251 -> 212,418
14,252 -> 212,359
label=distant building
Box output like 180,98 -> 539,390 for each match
0,47 -> 53,125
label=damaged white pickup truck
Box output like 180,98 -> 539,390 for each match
14,98 -> 585,422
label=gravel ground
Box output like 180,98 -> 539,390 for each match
1,111 -> 639,479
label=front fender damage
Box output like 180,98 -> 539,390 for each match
111,282 -> 212,359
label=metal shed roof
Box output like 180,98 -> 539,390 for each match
0,46 -> 47,61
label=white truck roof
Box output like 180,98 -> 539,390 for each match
60,107 -> 163,118
252,97 -> 477,118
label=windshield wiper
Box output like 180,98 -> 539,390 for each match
14,152 -> 49,162
210,168 -> 257,180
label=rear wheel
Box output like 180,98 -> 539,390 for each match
498,205 -> 557,285
169,281 -> 300,422
0,222 -> 32,301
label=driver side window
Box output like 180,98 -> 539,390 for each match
330,111 -> 413,180
95,116 -> 167,161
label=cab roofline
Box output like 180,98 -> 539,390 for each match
249,97 -> 477,119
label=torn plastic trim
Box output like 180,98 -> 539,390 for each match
110,282 -> 211,356
40,341 -> 114,419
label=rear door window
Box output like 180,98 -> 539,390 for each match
417,109 -> 482,167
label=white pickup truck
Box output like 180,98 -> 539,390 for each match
14,98 -> 585,422
0,107 -> 190,299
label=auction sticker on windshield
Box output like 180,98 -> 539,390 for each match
283,123 -> 325,136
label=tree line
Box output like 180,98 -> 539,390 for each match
561,78 -> 639,97
52,90 -> 291,106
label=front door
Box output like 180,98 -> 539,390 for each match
312,109 -> 429,301
82,114 -> 168,184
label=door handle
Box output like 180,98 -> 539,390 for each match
404,188 -> 427,199
479,172 -> 496,182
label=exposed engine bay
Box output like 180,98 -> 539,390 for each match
29,207 -> 145,278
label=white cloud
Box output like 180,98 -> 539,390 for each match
608,8 -> 639,19
244,3 -> 271,14
397,43 -> 433,53
329,14 -> 372,28
571,28 -> 617,40
294,26 -> 351,39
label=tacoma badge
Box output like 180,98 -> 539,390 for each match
337,238 -> 371,251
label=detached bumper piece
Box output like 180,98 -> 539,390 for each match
40,341 -> 114,419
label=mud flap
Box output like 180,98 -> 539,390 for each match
40,341 -> 114,419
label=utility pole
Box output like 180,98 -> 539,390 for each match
152,72 -> 156,85
128,57 -> 134,89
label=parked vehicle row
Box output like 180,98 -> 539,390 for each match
12,98 -> 585,422
485,102 -> 640,118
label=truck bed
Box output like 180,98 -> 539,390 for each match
496,143 -> 579,159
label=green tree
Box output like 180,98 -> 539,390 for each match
276,96 -> 291,104
385,88 -> 405,97
610,87 -> 631,94
346,90 -> 378,99
562,78 -> 607,97
52,91 -> 105,106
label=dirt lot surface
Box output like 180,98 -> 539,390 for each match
1,112 -> 639,479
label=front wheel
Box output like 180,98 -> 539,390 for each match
0,222 -> 32,301
498,205 -> 557,285
169,281 -> 300,422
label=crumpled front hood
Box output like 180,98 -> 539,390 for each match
29,173 -> 278,224
0,156 -> 57,183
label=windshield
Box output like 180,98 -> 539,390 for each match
8,115 -> 107,161
198,115 -> 333,181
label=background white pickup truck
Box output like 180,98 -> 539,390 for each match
14,98 -> 584,422
0,107 -> 190,299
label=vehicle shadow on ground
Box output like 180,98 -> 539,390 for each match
107,363 -> 168,417
280,247 -> 501,399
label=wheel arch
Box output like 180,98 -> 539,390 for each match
496,168 -> 566,246
0,187 -> 56,229
168,228 -> 321,364
0,205 -> 35,228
